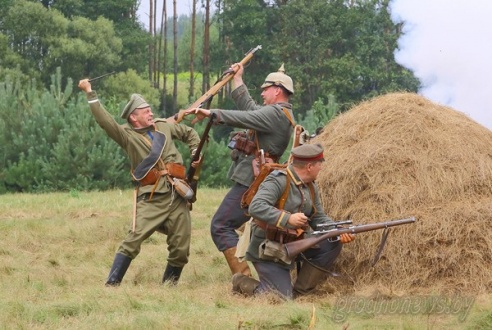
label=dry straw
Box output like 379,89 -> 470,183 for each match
314,92 -> 492,295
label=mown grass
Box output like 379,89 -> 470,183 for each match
0,189 -> 490,329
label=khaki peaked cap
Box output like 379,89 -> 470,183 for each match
121,94 -> 150,119
291,143 -> 325,162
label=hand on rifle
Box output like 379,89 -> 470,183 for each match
190,149 -> 202,168
288,212 -> 308,228
231,63 -> 244,89
340,233 -> 356,244
185,108 -> 211,125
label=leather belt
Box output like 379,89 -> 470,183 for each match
253,219 -> 268,230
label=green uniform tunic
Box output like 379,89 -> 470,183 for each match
246,165 -> 336,269
86,91 -> 200,266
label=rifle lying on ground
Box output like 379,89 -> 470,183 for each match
284,217 -> 416,261
169,45 -> 262,124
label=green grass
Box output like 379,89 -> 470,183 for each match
0,189 -> 489,329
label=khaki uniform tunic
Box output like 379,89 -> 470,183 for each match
86,91 -> 200,266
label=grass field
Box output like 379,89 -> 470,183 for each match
1,189 -> 491,329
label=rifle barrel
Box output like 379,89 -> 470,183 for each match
285,217 -> 415,259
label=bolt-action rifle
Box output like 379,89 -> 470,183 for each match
186,113 -> 216,204
180,46 -> 262,204
284,217 -> 416,260
169,45 -> 262,124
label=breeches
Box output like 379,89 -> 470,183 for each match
210,183 -> 250,251
253,239 -> 342,299
117,192 -> 191,267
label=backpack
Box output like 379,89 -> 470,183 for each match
241,162 -> 289,209
241,124 -> 310,209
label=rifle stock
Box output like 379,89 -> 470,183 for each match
169,45 -> 262,123
284,217 -> 416,259
186,113 -> 216,203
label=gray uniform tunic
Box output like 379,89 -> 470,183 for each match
210,84 -> 294,251
86,91 -> 200,266
246,165 -> 342,298
211,84 -> 294,187
246,165 -> 336,268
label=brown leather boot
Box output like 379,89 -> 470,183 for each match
232,273 -> 260,296
293,261 -> 328,296
223,247 -> 251,276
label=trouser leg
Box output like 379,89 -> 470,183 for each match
116,192 -> 191,286
253,261 -> 294,299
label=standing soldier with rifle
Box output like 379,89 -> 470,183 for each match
186,63 -> 296,278
78,79 -> 200,286
233,144 -> 356,299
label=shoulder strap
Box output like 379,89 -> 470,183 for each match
276,173 -> 291,209
281,107 -> 296,128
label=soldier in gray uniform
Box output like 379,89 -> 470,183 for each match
233,144 -> 355,299
186,63 -> 296,277
78,79 -> 200,286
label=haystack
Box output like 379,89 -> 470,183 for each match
314,92 -> 492,295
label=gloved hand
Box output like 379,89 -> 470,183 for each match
340,233 -> 355,244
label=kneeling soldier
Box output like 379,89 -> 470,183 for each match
233,143 -> 355,299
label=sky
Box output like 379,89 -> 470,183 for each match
390,0 -> 492,130
138,1 -> 492,131
137,1 -> 214,26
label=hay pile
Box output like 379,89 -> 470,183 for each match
315,92 -> 492,295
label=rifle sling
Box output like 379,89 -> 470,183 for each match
371,227 -> 391,267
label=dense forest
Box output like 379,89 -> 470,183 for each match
0,0 -> 420,193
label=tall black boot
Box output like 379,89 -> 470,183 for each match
105,253 -> 132,286
162,264 -> 183,285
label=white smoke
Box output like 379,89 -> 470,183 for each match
390,0 -> 492,130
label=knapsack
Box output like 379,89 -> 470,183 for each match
240,162 -> 289,209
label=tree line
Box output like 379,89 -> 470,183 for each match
0,0 -> 419,193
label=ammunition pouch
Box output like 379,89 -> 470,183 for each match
258,239 -> 292,264
229,132 -> 256,155
254,220 -> 303,244
134,163 -> 186,186
165,163 -> 186,180
252,151 -> 278,178
135,168 -> 166,186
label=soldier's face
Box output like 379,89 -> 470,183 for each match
308,161 -> 323,181
131,107 -> 154,128
261,86 -> 280,105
